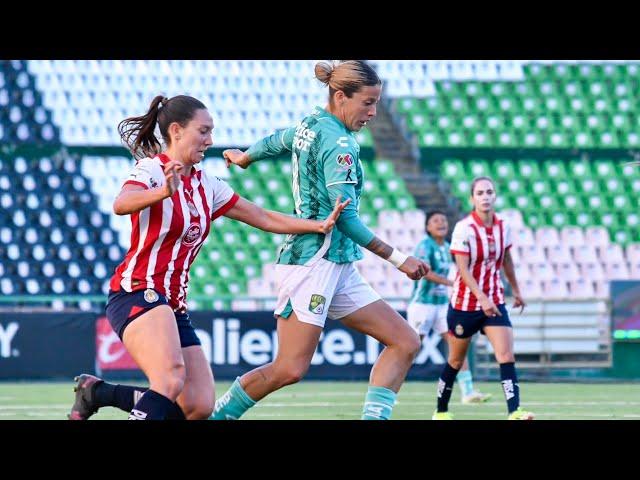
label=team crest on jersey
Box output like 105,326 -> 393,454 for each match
182,223 -> 202,246
455,324 -> 464,336
144,289 -> 159,303
309,294 -> 326,315
336,153 -> 353,171
150,178 -> 158,188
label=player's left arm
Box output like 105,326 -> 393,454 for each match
224,195 -> 350,234
502,247 -> 526,312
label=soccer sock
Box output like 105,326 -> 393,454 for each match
210,377 -> 256,420
94,382 -> 147,412
361,385 -> 397,420
499,362 -> 520,414
457,370 -> 475,398
437,363 -> 460,412
166,402 -> 187,420
128,389 -> 176,420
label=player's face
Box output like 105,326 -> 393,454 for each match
427,213 -> 448,239
471,180 -> 496,214
342,85 -> 381,132
179,109 -> 214,165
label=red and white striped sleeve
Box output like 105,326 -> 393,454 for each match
210,175 -> 239,220
122,157 -> 163,190
450,220 -> 470,256
503,219 -> 513,250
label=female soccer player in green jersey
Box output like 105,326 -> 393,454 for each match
214,60 -> 430,420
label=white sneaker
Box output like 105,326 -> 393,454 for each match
461,391 -> 492,404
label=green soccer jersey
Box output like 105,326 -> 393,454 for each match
246,106 -> 372,265
409,236 -> 451,305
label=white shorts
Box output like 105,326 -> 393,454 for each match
406,302 -> 449,336
273,258 -> 381,328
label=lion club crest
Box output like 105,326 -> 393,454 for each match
144,289 -> 159,303
182,223 -> 202,246
309,294 -> 326,315
336,153 -> 353,170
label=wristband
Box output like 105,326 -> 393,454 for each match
388,249 -> 408,268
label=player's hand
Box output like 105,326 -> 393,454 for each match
398,256 -> 430,281
479,295 -> 501,317
162,160 -> 183,198
223,149 -> 252,169
512,292 -> 526,314
318,196 -> 351,234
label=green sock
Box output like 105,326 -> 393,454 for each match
361,385 -> 397,420
457,370 -> 474,397
210,377 -> 256,420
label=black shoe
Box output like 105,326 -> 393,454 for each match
68,374 -> 103,420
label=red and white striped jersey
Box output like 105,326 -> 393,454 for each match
109,153 -> 239,312
449,211 -> 512,311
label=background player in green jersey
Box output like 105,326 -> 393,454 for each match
407,210 -> 491,404
214,60 -> 430,420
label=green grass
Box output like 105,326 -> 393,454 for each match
1,381 -> 640,420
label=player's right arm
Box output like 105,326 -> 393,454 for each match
450,223 -> 500,317
223,127 -> 296,169
113,159 -> 182,215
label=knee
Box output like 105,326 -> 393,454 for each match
398,330 -> 422,359
275,363 -> 308,387
151,363 -> 186,400
183,397 -> 214,420
448,357 -> 465,370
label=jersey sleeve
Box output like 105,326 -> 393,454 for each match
122,158 -> 163,190
322,139 -> 359,188
245,127 -> 295,162
322,137 -> 374,247
503,220 -> 513,250
450,222 -> 470,256
210,176 -> 240,220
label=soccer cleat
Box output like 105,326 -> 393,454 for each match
432,410 -> 454,420
507,407 -> 535,420
68,374 -> 103,420
461,391 -> 493,404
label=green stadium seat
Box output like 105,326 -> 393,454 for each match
604,177 -> 625,195
420,130 -> 445,147
538,194 -> 560,212
517,159 -> 542,180
572,211 -> 595,228
395,97 -> 421,114
550,211 -> 569,228
441,158 -> 465,180
568,160 -> 593,178
468,158 -> 491,177
531,179 -> 551,195
553,179 -> 576,195
520,131 -> 545,147
543,159 -> 568,178
547,131 -> 571,148
495,130 -> 518,147
470,130 -> 492,147
493,160 -> 516,181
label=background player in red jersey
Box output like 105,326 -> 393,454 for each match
68,95 -> 349,420
432,176 -> 534,420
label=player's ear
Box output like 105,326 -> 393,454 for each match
168,122 -> 182,142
